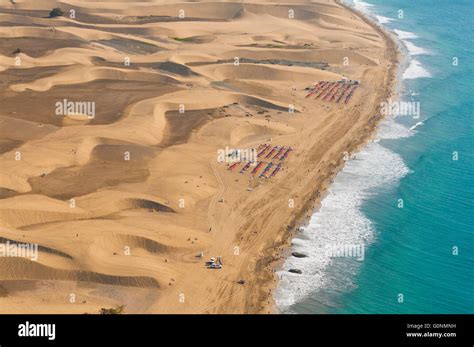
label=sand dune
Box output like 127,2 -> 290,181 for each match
9,66 -> 179,92
0,258 -> 160,287
0,190 -> 175,227
0,0 -> 397,313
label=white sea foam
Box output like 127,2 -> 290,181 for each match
275,132 -> 410,309
352,0 -> 374,13
403,59 -> 432,79
351,0 -> 431,79
351,1 -> 395,26
410,122 -> 424,130
397,38 -> 431,79
394,29 -> 419,40
392,28 -> 430,79
377,117 -> 415,139
375,15 -> 394,24
404,41 -> 430,56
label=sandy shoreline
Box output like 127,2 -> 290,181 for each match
0,0 -> 399,313
264,1 -> 401,313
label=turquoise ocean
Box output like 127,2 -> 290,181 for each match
276,0 -> 474,313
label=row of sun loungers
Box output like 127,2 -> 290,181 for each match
270,163 -> 282,177
228,162 -> 241,171
226,144 -> 293,179
251,161 -> 266,175
257,144 -> 271,157
229,160 -> 279,178
305,81 -> 326,98
273,146 -> 286,160
264,147 -> 277,159
335,84 -> 352,103
280,147 -> 292,161
239,161 -> 252,173
343,85 -> 357,104
259,162 -> 273,178
318,82 -> 339,100
259,145 -> 293,162
305,80 -> 359,104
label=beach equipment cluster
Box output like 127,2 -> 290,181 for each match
226,144 -> 292,179
305,79 -> 360,104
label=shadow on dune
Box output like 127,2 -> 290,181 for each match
0,258 -> 160,288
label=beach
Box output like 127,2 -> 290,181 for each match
280,0 -> 474,314
0,0 -> 398,313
